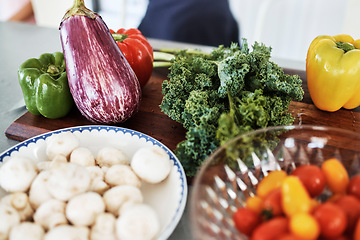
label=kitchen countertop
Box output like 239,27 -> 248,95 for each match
0,20 -> 196,240
3,20 -> 358,240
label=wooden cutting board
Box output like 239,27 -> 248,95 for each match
5,68 -> 360,151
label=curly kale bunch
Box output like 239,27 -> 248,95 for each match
160,40 -> 304,176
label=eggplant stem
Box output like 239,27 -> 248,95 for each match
60,0 -> 97,25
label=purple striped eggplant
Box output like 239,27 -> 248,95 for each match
59,0 -> 141,124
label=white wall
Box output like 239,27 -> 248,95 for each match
229,0 -> 360,65
31,0 -> 360,68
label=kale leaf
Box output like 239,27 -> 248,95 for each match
160,39 -> 304,176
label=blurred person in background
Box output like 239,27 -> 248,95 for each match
138,0 -> 239,47
0,0 -> 34,22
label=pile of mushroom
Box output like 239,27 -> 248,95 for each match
0,131 -> 173,240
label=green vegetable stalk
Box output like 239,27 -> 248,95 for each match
18,52 -> 74,119
159,39 -> 304,176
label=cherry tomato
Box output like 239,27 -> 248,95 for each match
321,158 -> 349,194
335,194 -> 360,233
289,212 -> 320,240
251,217 -> 288,240
233,207 -> 261,236
257,170 -> 287,198
313,202 -> 347,238
277,233 -> 303,240
281,176 -> 312,216
262,188 -> 283,218
354,218 -> 360,240
246,195 -> 264,214
291,164 -> 326,197
347,174 -> 360,199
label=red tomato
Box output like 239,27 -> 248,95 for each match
233,207 -> 261,236
277,233 -> 303,240
354,218 -> 360,240
313,202 -> 347,238
335,194 -> 360,233
347,174 -> 360,199
251,217 -> 288,240
291,164 -> 326,197
109,28 -> 153,88
262,188 -> 283,218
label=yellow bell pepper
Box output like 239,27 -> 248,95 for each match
306,34 -> 360,112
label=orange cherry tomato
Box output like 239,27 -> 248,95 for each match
233,207 -> 261,236
289,212 -> 320,240
251,217 -> 288,240
347,174 -> 360,199
321,158 -> 349,194
313,202 -> 347,239
281,176 -> 312,216
246,195 -> 264,214
291,164 -> 326,197
335,194 -> 360,234
257,170 -> 287,198
262,188 -> 283,218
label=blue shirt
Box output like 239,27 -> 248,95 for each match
138,0 -> 239,46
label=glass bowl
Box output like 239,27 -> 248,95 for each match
190,125 -> 360,240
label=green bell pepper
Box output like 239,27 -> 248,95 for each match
18,52 -> 73,119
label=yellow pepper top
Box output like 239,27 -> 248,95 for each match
306,34 -> 360,112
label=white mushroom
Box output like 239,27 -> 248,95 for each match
131,146 -> 172,184
86,166 -> 109,195
33,199 -> 67,230
1,192 -> 34,221
46,162 -> 91,201
50,154 -> 68,166
29,171 -> 53,209
116,204 -> 160,240
36,154 -> 67,172
9,222 -> 45,240
44,225 -> 89,240
90,213 -> 117,240
103,185 -> 143,216
66,192 -> 105,227
96,147 -> 129,167
70,147 -> 95,166
36,161 -> 51,171
46,131 -> 80,160
104,164 -> 141,188
0,156 -> 38,192
0,203 -> 20,240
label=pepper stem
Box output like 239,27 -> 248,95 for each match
47,65 -> 60,74
336,41 -> 356,53
60,0 -> 97,25
112,33 -> 128,42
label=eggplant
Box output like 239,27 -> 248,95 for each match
59,0 -> 141,124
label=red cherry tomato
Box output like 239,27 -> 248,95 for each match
335,194 -> 360,234
251,217 -> 288,240
233,207 -> 261,236
354,218 -> 360,240
347,174 -> 360,199
262,188 -> 283,218
313,202 -> 347,238
291,164 -> 326,197
277,233 -> 304,240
